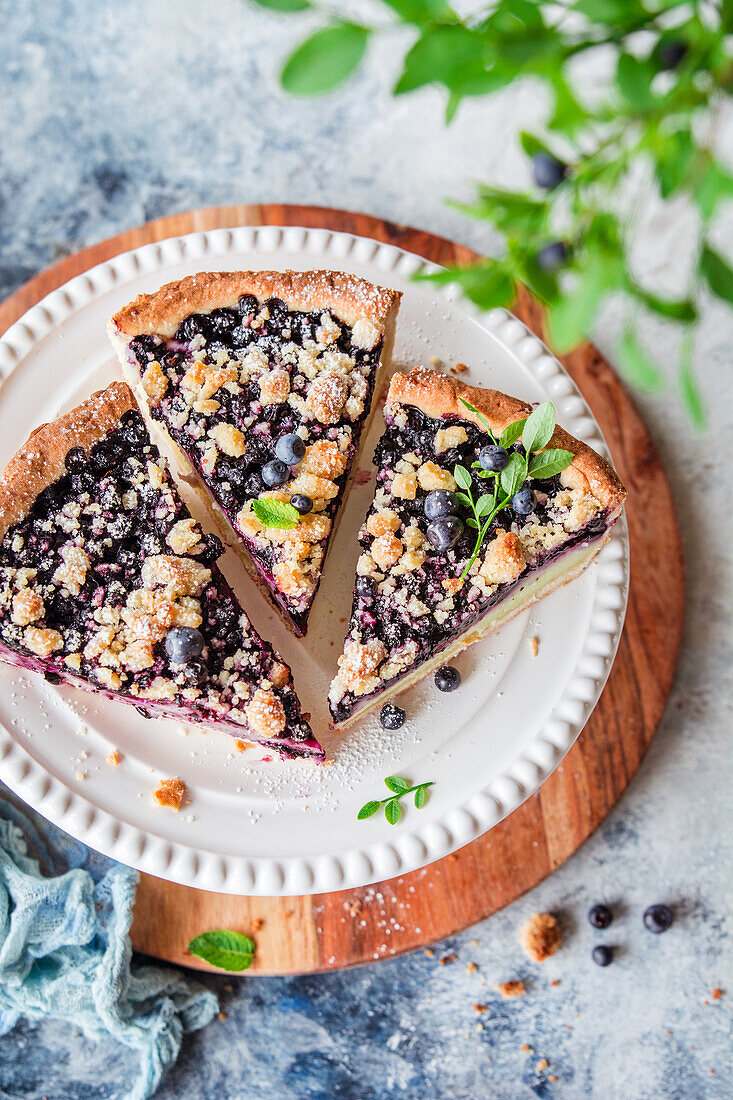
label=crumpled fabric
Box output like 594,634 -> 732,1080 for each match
0,784 -> 218,1100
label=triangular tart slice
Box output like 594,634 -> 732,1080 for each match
108,270 -> 401,636
0,383 -> 322,761
329,368 -> 626,727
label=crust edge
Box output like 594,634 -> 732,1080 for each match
0,382 -> 136,541
110,269 -> 403,339
387,368 -> 626,517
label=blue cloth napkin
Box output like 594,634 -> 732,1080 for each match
0,784 -> 218,1100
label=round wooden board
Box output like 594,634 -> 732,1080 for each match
0,204 -> 683,976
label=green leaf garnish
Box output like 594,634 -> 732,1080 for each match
252,497 -> 300,529
252,0 -> 310,11
188,929 -> 255,971
454,398 -> 572,581
281,22 -> 370,96
357,777 -> 434,825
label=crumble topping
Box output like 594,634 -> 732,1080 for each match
329,400 -> 608,723
125,294 -> 386,633
520,912 -> 562,962
153,776 -> 186,810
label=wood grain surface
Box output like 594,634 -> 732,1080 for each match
0,204 -> 684,975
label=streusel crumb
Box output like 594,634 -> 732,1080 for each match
496,980 -> 526,998
520,912 -> 562,962
153,777 -> 186,810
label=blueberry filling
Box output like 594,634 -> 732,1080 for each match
0,417 -> 317,756
129,295 -> 384,632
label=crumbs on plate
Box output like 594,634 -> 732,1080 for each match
153,777 -> 187,811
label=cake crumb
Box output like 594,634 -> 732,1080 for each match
430,356 -> 442,367
345,900 -> 362,918
75,771 -> 87,781
521,1044 -> 534,1053
711,988 -> 724,1000
153,777 -> 186,810
549,1076 -> 557,1082
520,913 -> 562,962
550,979 -> 561,987
536,1059 -> 549,1072
251,918 -> 263,932
234,739 -> 255,752
107,749 -> 121,767
473,1003 -> 487,1013
496,980 -> 526,998
439,954 -> 457,965
218,1012 -> 227,1021
529,636 -> 539,657
467,961 -> 478,974
450,362 -> 468,374
424,948 -> 434,957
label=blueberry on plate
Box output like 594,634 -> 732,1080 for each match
426,515 -> 464,551
165,626 -> 205,664
275,433 -> 306,466
262,459 -> 290,488
479,444 -> 509,472
434,666 -> 461,692
532,152 -> 567,189
290,493 -> 313,515
380,704 -> 405,731
643,904 -> 673,933
588,904 -> 612,930
592,945 -> 613,967
424,490 -> 459,520
511,484 -> 534,516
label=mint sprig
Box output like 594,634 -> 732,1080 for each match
188,929 -> 256,971
455,399 -> 573,581
252,497 -> 300,529
357,775 -> 434,825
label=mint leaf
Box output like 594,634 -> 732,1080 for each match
528,448 -> 574,479
385,800 -> 401,825
500,453 -> 527,498
384,775 -> 409,794
252,0 -> 310,11
617,330 -> 664,394
453,464 -> 472,490
357,800 -> 381,820
188,929 -> 255,971
522,401 -> 555,454
499,418 -> 527,447
252,497 -> 300,529
414,786 -> 428,809
281,22 -> 370,95
701,245 -> 733,305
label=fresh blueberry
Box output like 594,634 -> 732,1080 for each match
434,666 -> 461,692
592,945 -> 613,967
511,484 -> 534,516
291,494 -> 313,515
355,576 -> 376,600
275,433 -> 306,466
532,152 -> 567,189
262,460 -> 290,488
426,515 -> 465,552
380,704 -> 405,731
424,490 -> 459,520
588,904 -> 612,930
479,444 -> 509,472
658,39 -> 687,69
643,904 -> 673,933
537,241 -> 568,272
165,626 -> 205,664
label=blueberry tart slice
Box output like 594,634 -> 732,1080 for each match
329,368 -> 626,727
0,383 -> 322,761
108,270 -> 401,636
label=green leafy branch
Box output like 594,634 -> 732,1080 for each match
188,928 -> 256,971
358,774 -> 434,824
252,0 -> 733,427
454,399 -> 573,579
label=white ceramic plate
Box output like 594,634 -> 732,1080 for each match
0,227 -> 628,896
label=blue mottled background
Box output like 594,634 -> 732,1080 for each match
0,1 -> 731,1097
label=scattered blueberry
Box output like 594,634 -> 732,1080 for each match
262,459 -> 290,488
537,241 -> 568,272
643,904 -> 674,933
592,945 -> 613,967
658,39 -> 687,69
479,444 -> 509,472
426,515 -> 464,551
588,904 -> 612,930
275,433 -> 306,466
511,484 -> 534,516
165,626 -> 205,664
290,493 -> 313,515
424,490 -> 459,520
380,704 -> 405,731
531,152 -> 567,189
434,666 -> 461,692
